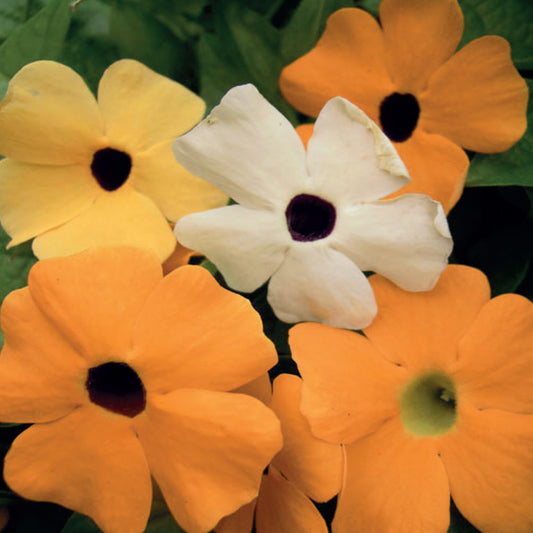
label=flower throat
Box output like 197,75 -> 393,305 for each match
379,92 -> 420,142
91,147 -> 132,191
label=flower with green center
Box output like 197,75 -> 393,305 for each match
0,60 -> 227,261
290,265 -> 533,533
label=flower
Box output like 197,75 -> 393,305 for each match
216,374 -> 342,533
0,247 -> 282,533
0,60 -> 227,261
173,84 -> 453,329
290,265 -> 533,533
279,0 -> 529,212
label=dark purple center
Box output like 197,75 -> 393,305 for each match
379,92 -> 420,142
86,362 -> 146,417
285,194 -> 336,242
91,148 -> 132,191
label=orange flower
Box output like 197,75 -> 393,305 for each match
279,0 -> 528,212
290,265 -> 533,533
216,374 -> 342,533
0,247 -> 282,533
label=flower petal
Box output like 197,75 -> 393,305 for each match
232,373 -> 273,406
215,500 -> 256,533
32,186 -> 176,262
176,205 -> 289,293
380,0 -> 463,92
131,141 -> 228,222
162,239 -> 195,275
0,159 -> 100,247
332,194 -> 452,290
333,418 -> 450,533
0,61 -> 104,165
290,323 -> 406,444
27,247 -> 162,363
4,405 -> 152,533
98,59 -> 205,152
255,467 -> 329,533
392,130 -> 469,213
0,288 -> 86,423
130,265 -> 277,393
453,294 -> 533,413
279,8 -> 393,120
267,245 -> 377,329
173,84 -> 308,210
270,375 -> 342,501
421,36 -> 528,152
364,265 -> 491,370
439,405 -> 533,533
135,389 -> 282,533
307,97 -> 409,205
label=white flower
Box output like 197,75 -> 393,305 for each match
173,84 -> 453,329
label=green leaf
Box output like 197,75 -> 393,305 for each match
144,512 -> 186,533
0,0 -> 71,78
0,0 -> 44,42
60,513 -> 100,533
280,0 -> 352,64
357,0 -> 381,17
459,0 -> 533,69
465,79 -> 532,187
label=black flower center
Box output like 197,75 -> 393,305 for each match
285,194 -> 336,242
91,148 -> 132,191
379,92 -> 420,142
86,362 -> 146,417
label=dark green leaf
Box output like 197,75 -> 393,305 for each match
0,0 -> 43,42
357,0 -> 380,16
459,0 -> 533,69
0,0 -> 71,78
466,79 -> 532,187
8,501 -> 71,533
144,512 -> 186,533
60,513 -> 100,533
280,0 -> 352,64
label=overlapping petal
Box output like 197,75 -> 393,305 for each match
0,61 -> 104,165
4,405 -> 152,533
215,500 -> 256,533
173,84 -> 308,210
135,390 -> 282,533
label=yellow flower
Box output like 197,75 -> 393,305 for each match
0,60 -> 227,261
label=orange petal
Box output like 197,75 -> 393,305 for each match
98,59 -> 206,152
0,61 -> 104,165
296,123 -> 313,148
135,389 -> 282,533
130,265 -> 277,393
131,141 -> 228,223
255,467 -> 329,533
27,247 -> 162,363
439,405 -> 533,533
31,186 -> 176,262
270,375 -> 342,502
365,265 -> 490,372
162,239 -> 195,275
215,499 -> 256,533
290,323 -> 406,444
333,417 -> 449,533
0,288 -> 86,423
421,36 -> 528,152
279,8 -> 393,121
233,373 -> 273,406
380,0 -> 463,93
452,294 -> 533,413
390,129 -> 469,213
4,404 -> 152,533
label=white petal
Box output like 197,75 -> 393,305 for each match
172,84 -> 308,210
332,194 -> 453,291
307,97 -> 409,205
175,204 -> 290,293
267,244 -> 377,329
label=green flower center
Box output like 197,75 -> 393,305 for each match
91,147 -> 132,191
379,92 -> 420,143
400,372 -> 457,437
86,362 -> 146,417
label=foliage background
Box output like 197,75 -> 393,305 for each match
0,0 -> 531,531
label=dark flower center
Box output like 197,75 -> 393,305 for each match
379,92 -> 420,142
86,362 -> 146,417
91,148 -> 132,191
285,194 -> 336,242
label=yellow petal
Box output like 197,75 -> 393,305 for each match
0,61 -> 104,165
32,186 -> 176,262
0,158 -> 100,247
215,500 -> 256,533
131,140 -> 228,222
98,59 -> 205,152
